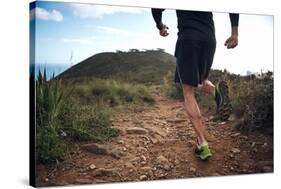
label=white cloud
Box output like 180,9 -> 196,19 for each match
70,3 -> 148,18
96,26 -> 130,34
30,7 -> 63,22
62,37 -> 95,45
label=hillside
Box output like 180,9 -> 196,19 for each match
37,51 -> 273,187
58,50 -> 176,84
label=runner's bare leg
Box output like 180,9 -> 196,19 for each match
182,84 -> 206,145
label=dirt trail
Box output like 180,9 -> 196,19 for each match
36,94 -> 273,186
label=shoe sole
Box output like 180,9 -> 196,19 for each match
217,81 -> 232,121
215,83 -> 224,111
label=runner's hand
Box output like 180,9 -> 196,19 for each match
224,34 -> 238,49
159,24 -> 169,37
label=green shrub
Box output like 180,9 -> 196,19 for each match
36,126 -> 67,163
71,78 -> 155,106
168,83 -> 183,100
236,76 -> 273,133
36,70 -> 118,164
36,68 -> 72,163
162,71 -> 184,100
59,102 -> 119,142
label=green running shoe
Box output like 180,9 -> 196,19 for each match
194,144 -> 212,160
194,146 -> 203,155
215,82 -> 224,112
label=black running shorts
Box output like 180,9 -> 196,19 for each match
174,40 -> 216,87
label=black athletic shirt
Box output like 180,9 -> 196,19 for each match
151,9 -> 239,43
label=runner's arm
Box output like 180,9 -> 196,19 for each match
225,13 -> 239,48
229,13 -> 239,36
151,8 -> 165,30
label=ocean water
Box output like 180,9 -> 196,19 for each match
32,64 -> 70,80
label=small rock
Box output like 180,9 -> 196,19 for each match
156,173 -> 168,179
262,166 -> 273,173
156,155 -> 171,171
75,178 -> 93,184
141,161 -> 146,165
156,155 -> 169,165
109,149 -> 125,159
150,137 -> 158,144
125,162 -> 135,169
82,143 -> 125,159
174,159 -> 180,165
44,178 -> 49,182
162,164 -> 171,171
126,127 -> 148,135
61,131 -> 67,137
219,122 -> 226,125
189,167 -> 196,173
130,157 -> 141,162
89,164 -> 96,170
82,143 -> 107,155
242,162 -> 250,169
95,179 -> 107,183
93,168 -> 118,177
239,136 -> 248,140
262,143 -> 268,148
147,128 -> 167,137
141,135 -> 150,141
140,167 -> 153,171
231,148 -> 241,154
229,153 -> 234,158
252,148 -> 258,153
137,147 -> 147,152
140,167 -> 153,176
251,142 -> 256,147
167,119 -> 186,123
129,169 -> 133,173
228,114 -> 236,121
209,116 -> 214,120
231,133 -> 240,137
211,173 -> 220,176
140,175 -> 147,180
133,120 -> 143,125
117,140 -> 124,144
141,155 -> 147,161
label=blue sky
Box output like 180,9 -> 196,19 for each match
30,1 -> 273,75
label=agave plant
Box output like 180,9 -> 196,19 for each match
35,68 -> 74,162
36,67 -> 72,130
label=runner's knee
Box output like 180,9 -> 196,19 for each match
182,84 -> 194,97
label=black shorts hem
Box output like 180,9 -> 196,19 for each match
174,39 -> 216,87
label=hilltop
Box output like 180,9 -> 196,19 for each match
58,50 -> 176,85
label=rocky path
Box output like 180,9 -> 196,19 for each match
36,94 -> 273,186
